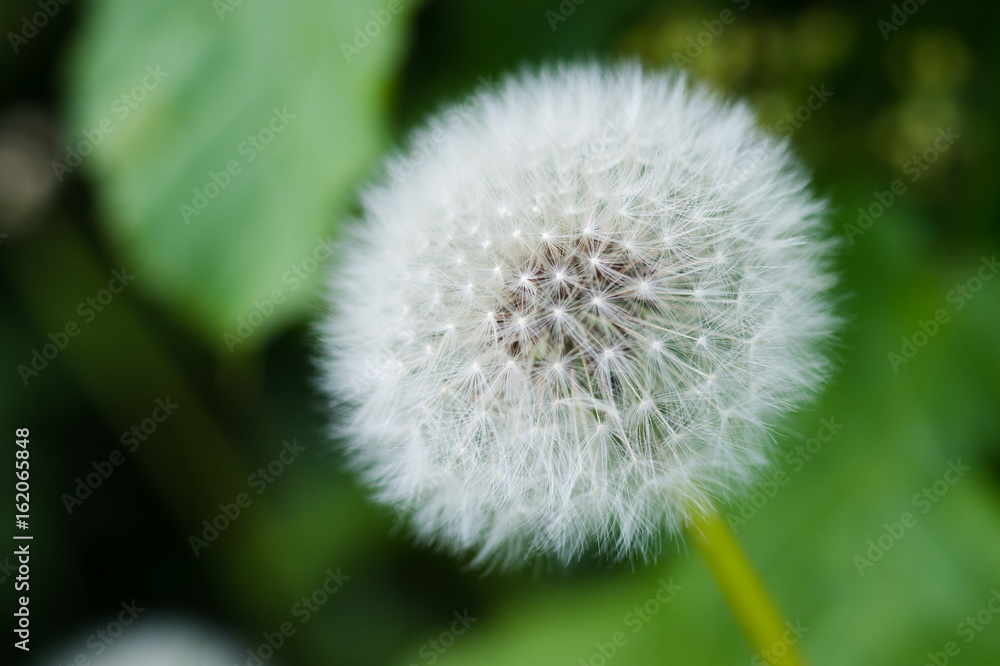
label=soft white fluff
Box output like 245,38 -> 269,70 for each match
320,62 -> 836,567
45,619 -> 244,666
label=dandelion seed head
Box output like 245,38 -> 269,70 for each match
321,62 -> 836,567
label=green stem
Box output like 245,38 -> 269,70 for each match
690,510 -> 806,665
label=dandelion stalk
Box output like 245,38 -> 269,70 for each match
691,511 -> 806,665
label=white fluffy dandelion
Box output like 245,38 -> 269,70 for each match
320,62 -> 836,567
44,618 -> 249,666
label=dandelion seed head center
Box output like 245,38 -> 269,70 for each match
483,233 -> 665,376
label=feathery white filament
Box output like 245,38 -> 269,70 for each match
320,63 -> 836,567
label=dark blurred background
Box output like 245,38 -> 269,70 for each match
2,1 -> 999,664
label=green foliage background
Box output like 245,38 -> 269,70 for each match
1,0 -> 999,664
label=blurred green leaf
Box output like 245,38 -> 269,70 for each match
65,0 -> 415,349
